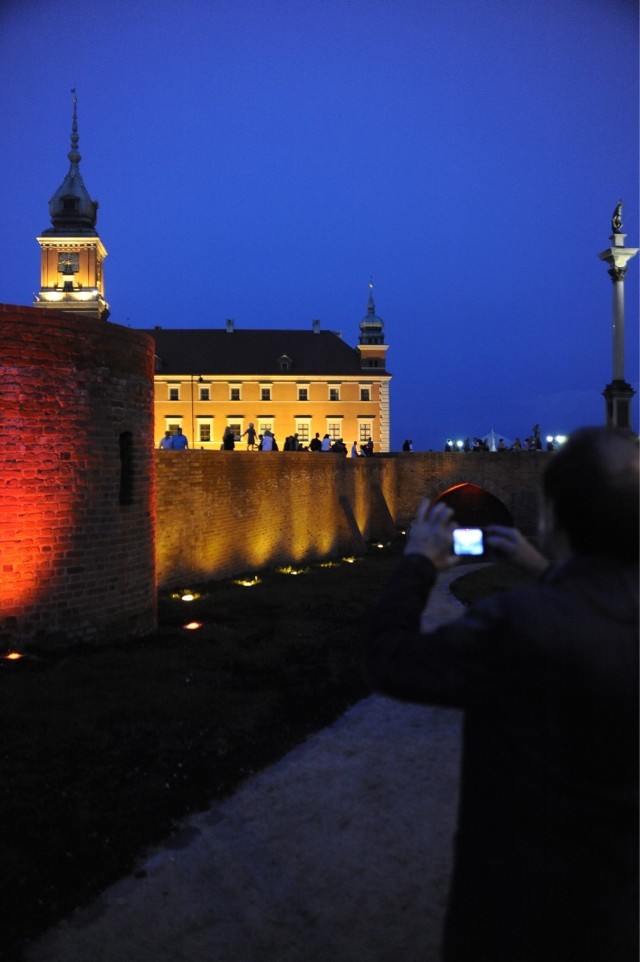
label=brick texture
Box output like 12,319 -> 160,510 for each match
156,450 -> 546,588
0,304 -> 156,645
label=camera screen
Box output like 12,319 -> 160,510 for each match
453,527 -> 484,556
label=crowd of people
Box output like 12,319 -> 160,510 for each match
444,424 -> 558,452
159,425 -> 375,456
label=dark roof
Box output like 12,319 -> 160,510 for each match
143,328 -> 389,376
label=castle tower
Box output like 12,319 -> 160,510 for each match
358,279 -> 388,357
598,201 -> 638,430
357,279 -> 390,450
34,91 -> 109,320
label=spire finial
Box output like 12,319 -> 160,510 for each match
68,87 -> 81,167
367,276 -> 375,314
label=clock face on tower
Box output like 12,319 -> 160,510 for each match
58,251 -> 79,274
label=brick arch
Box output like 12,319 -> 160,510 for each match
433,482 -> 514,527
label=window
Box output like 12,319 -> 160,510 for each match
329,386 -> 340,402
164,416 -> 182,435
258,419 -> 274,436
229,386 -> 241,401
363,358 -> 380,368
278,355 -> 292,371
168,384 -> 180,401
295,419 -> 311,443
360,387 -> 371,401
359,422 -> 373,443
297,386 -> 309,401
326,420 -> 343,440
226,421 -> 242,441
199,386 -> 210,401
261,387 -> 272,401
196,418 -> 213,444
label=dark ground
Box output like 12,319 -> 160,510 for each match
0,544 -> 528,962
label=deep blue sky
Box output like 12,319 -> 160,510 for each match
2,0 -> 638,450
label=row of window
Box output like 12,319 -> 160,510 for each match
166,384 -> 372,403
164,417 -> 375,446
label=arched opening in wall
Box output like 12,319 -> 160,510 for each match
433,483 -> 513,527
119,431 -> 134,506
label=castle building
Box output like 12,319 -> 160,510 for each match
34,92 -> 109,320
145,287 -> 391,451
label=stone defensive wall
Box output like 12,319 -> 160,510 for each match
156,450 -> 547,588
0,304 -> 157,645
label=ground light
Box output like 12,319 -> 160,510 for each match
170,590 -> 201,602
232,576 -> 262,587
276,566 -> 309,576
3,652 -> 24,661
183,622 -> 202,631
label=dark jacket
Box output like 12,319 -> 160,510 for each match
364,554 -> 639,962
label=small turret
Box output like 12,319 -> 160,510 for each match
359,278 -> 384,345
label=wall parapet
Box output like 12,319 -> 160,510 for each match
156,451 -> 547,588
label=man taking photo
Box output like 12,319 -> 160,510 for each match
364,427 -> 638,962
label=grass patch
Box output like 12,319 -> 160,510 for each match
1,545 -> 403,960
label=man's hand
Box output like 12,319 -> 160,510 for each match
404,499 -> 458,571
484,525 -> 550,577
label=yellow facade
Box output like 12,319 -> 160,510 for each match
154,370 -> 391,451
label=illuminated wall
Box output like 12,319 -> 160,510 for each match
0,304 -> 156,646
155,450 -> 546,587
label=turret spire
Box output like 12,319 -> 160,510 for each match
367,276 -> 376,314
43,89 -> 99,236
68,88 -> 81,167
359,277 -> 384,344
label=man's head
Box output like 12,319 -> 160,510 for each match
542,427 -> 638,563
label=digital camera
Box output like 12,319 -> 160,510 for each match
452,527 -> 484,557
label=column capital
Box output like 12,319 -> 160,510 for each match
608,265 -> 628,283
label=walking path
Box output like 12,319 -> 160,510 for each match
26,569 -> 469,962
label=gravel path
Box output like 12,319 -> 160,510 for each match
26,569 -> 468,962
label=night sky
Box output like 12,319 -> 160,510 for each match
2,0 -> 638,450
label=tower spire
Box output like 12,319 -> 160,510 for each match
367,276 -> 376,314
359,277 -> 385,345
68,88 -> 81,167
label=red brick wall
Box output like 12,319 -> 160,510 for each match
156,450 -> 546,588
0,305 -> 156,646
